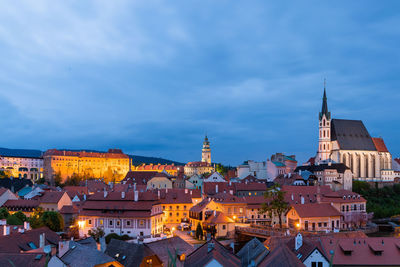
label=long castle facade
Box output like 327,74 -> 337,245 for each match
316,87 -> 392,181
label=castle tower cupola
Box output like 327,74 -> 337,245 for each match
201,135 -> 211,164
317,80 -> 332,162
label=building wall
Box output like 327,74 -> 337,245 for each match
303,250 -> 330,267
0,156 -> 43,181
237,161 -> 268,180
147,177 -> 173,190
43,151 -> 130,183
287,208 -> 341,231
162,203 -> 193,226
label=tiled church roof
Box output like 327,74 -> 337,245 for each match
331,119 -> 377,151
371,137 -> 389,152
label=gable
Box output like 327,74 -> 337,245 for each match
205,258 -> 224,267
303,248 -> 329,265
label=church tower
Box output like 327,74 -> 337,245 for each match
317,83 -> 332,162
201,135 -> 211,164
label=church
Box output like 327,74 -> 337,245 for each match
315,86 -> 393,182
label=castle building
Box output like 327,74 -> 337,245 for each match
316,86 -> 392,181
201,135 -> 211,164
43,149 -> 130,183
184,136 -> 214,176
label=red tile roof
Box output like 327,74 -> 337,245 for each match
37,191 -> 66,203
3,199 -> 40,209
0,252 -> 46,267
185,161 -> 212,167
372,137 -> 389,153
0,227 -> 60,253
320,236 -> 400,266
63,186 -> 88,198
44,149 -> 129,158
204,211 -> 234,224
259,243 -> 304,267
158,189 -> 193,204
234,182 -> 268,191
122,171 -> 159,185
203,182 -> 235,196
291,203 -> 342,218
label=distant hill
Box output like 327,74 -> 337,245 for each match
0,147 -> 42,158
0,147 -> 185,166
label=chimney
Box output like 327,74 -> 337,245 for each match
301,196 -> 305,205
291,194 -> 294,201
134,190 -> 139,202
229,190 -> 234,195
295,233 -> 303,250
229,181 -> 232,186
99,237 -> 106,252
58,241 -> 70,258
157,190 -> 160,199
83,194 -> 87,201
166,188 -> 168,193
121,191 -> 125,199
214,210 -> 217,216
104,191 -> 108,198
3,225 -> 9,236
24,221 -> 30,231
185,189 -> 188,194
215,185 -> 218,193
39,233 -> 45,248
190,190 -> 193,195
134,183 -> 137,191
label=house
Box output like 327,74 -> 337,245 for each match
0,226 -> 60,253
2,199 -> 40,217
186,174 -> 203,190
267,153 -> 298,180
260,243 -> 304,267
295,163 -> 353,191
49,240 -> 122,267
287,203 -> 342,231
0,252 -> 47,267
203,172 -> 226,183
147,172 -> 173,190
237,160 -> 268,180
202,210 -> 235,238
283,185 -> 369,229
287,233 -> 329,267
159,189 -> 194,227
184,161 -> 214,176
77,190 -> 163,238
236,238 -> 269,267
203,182 -> 235,196
37,191 -> 72,212
234,181 -> 267,197
320,236 -> 400,266
146,236 -> 195,267
184,238 -> 241,267
105,238 -> 162,267
0,187 -> 17,206
243,196 -> 274,226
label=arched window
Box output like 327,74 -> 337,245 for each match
323,144 -> 326,150
323,130 -> 325,137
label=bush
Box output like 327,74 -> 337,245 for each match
13,211 -> 27,222
88,227 -> 105,242
0,207 -> 9,219
105,233 -> 131,244
7,215 -> 23,225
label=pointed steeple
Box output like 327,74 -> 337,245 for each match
319,80 -> 331,120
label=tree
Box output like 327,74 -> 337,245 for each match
13,211 -> 27,222
29,207 -> 44,228
0,207 -> 9,219
0,170 -> 9,179
105,233 -> 131,244
41,211 -> 64,232
7,215 -> 23,225
88,227 -> 105,242
260,184 -> 289,229
54,171 -> 63,187
195,222 -> 203,239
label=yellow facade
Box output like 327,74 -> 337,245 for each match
132,163 -> 179,176
43,149 -> 130,183
162,203 -> 193,226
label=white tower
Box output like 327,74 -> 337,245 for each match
317,82 -> 331,162
201,135 -> 211,164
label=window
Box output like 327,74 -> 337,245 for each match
222,225 -> 226,230
169,212 -> 172,216
109,220 -> 113,226
127,220 -> 131,226
183,206 -> 186,210
117,221 -> 120,226
176,213 -> 179,216
176,206 -> 179,210
163,206 -> 165,210
88,220 -> 92,225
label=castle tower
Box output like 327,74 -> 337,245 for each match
201,135 -> 211,164
317,83 -> 332,162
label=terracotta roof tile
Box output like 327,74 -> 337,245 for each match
291,203 -> 342,218
372,137 -> 389,153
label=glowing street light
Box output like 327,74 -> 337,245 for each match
78,220 -> 85,229
295,223 -> 300,229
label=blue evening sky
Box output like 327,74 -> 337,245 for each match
0,1 -> 399,165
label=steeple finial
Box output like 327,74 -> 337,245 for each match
319,79 -> 330,120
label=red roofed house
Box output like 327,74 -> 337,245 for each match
0,187 -> 17,206
184,238 -> 241,267
37,191 -> 72,212
77,190 -> 163,238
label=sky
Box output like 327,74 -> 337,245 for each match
0,1 -> 399,165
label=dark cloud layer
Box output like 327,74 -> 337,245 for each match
0,1 -> 399,165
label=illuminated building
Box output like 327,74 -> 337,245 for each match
184,136 -> 214,176
0,153 -> 43,181
132,163 -> 180,176
43,149 -> 130,183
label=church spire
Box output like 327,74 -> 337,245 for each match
319,79 -> 330,120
